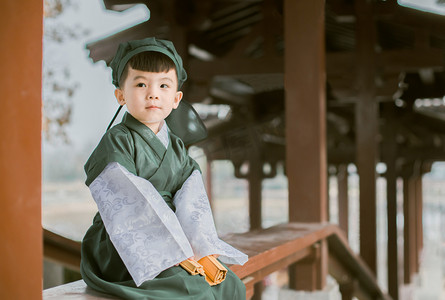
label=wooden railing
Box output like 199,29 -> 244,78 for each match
43,223 -> 391,300
44,229 -> 81,272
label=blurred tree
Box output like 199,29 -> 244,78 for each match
43,0 -> 90,144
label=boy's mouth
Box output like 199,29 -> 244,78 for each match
146,105 -> 161,109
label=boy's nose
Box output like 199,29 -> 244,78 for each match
147,89 -> 159,100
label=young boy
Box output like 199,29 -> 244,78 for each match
80,37 -> 248,299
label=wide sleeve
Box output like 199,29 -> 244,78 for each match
89,162 -> 194,286
173,170 -> 248,265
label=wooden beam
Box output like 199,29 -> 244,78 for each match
378,48 -> 445,72
355,0 -> 378,275
328,0 -> 397,18
329,72 -> 400,102
284,0 -> 327,291
189,47 -> 445,83
188,56 -> 283,80
391,6 -> 445,39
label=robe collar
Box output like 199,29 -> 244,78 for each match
122,112 -> 168,159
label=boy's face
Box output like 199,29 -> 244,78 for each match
115,67 -> 182,134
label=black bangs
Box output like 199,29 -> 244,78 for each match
129,51 -> 176,74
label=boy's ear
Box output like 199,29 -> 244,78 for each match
115,88 -> 125,106
173,91 -> 183,109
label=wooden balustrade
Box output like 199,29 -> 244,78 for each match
43,223 -> 390,300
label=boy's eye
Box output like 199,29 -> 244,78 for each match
136,83 -> 146,87
160,84 -> 169,89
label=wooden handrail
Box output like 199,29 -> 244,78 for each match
43,229 -> 81,272
224,223 -> 391,300
43,223 -> 391,300
327,232 -> 390,300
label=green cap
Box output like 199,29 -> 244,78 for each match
109,37 -> 187,88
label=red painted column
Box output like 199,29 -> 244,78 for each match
0,1 -> 43,299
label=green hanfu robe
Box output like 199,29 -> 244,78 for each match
81,112 -> 246,299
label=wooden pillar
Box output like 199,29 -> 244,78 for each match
284,0 -> 327,290
284,0 -> 327,228
248,157 -> 263,230
248,157 -> 263,300
327,170 -> 331,222
289,240 -> 328,291
415,162 -> 432,267
386,161 -> 399,299
339,280 -> 357,300
414,174 -> 423,273
383,103 -> 399,300
403,174 -> 416,284
355,0 -> 378,274
233,156 -> 264,300
337,165 -> 349,238
402,161 -> 427,284
0,1 -> 43,299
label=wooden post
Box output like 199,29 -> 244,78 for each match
414,174 -> 423,273
289,240 -> 328,291
284,0 -> 327,229
327,170 -> 331,222
355,0 -> 378,275
383,103 -> 399,300
248,157 -> 263,300
403,174 -> 416,284
337,165 -> 349,238
339,280 -> 358,300
386,158 -> 399,299
248,157 -> 263,230
0,1 -> 43,298
415,162 -> 432,270
284,0 -> 327,290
